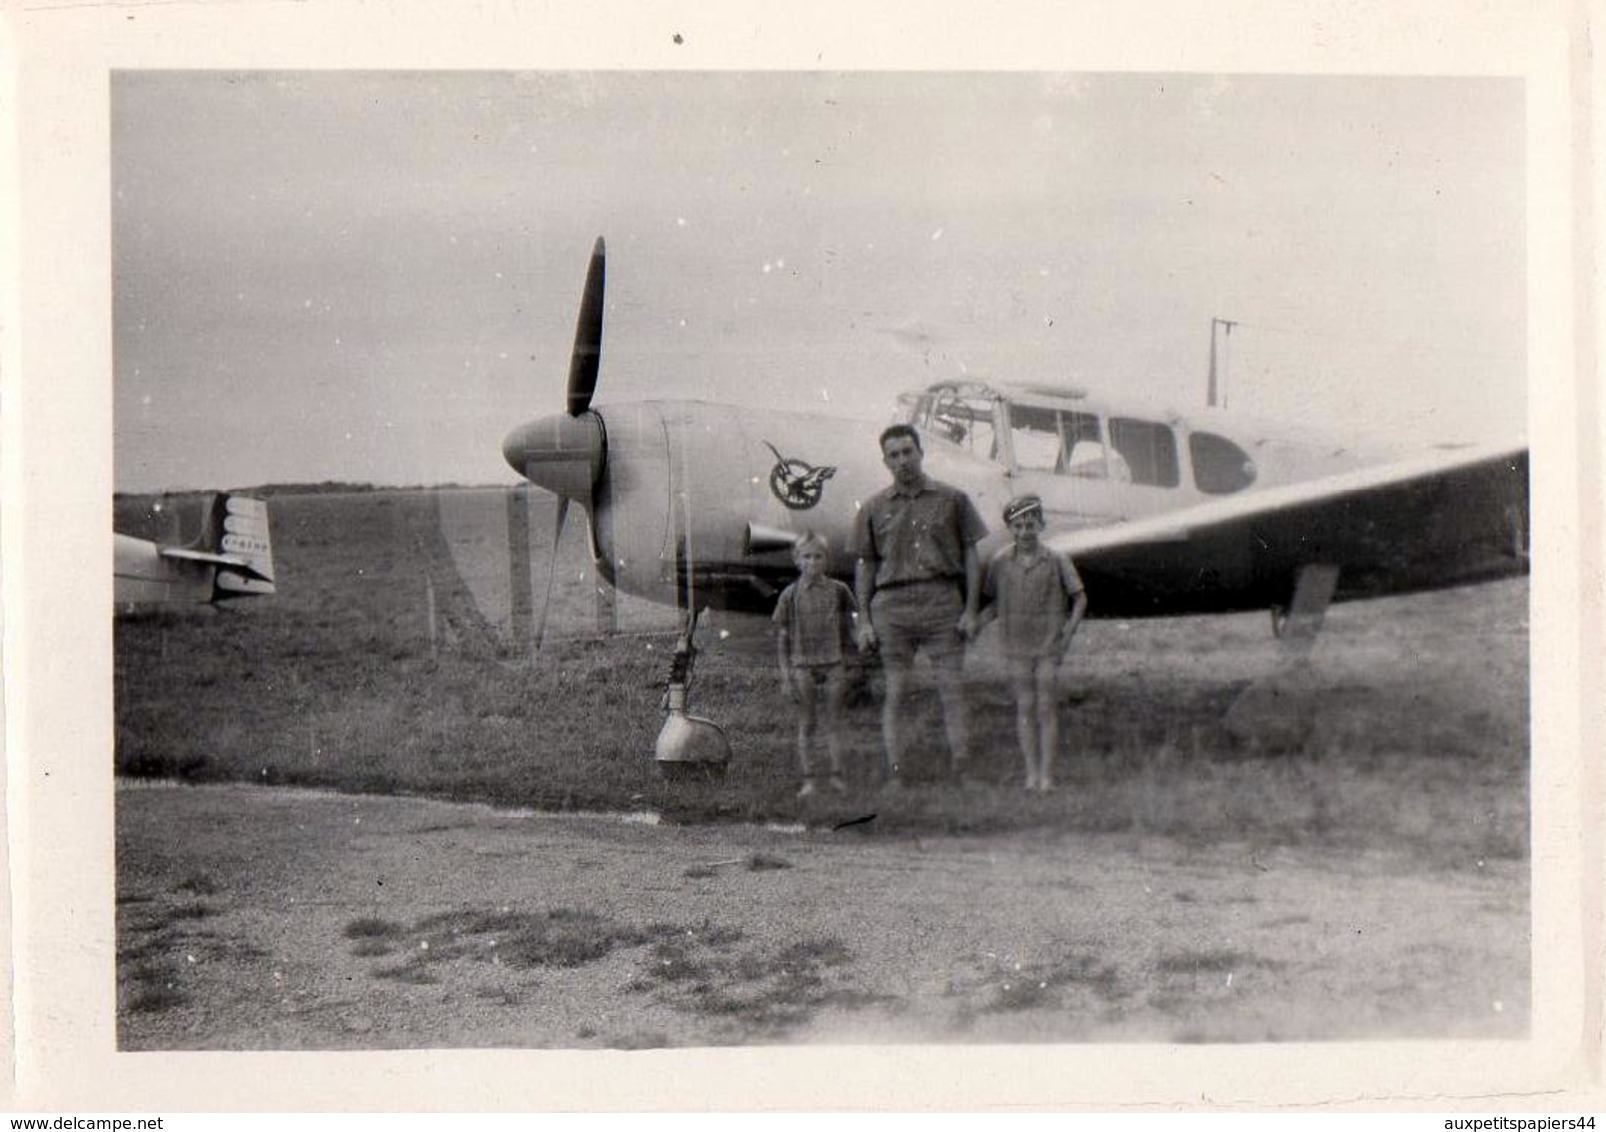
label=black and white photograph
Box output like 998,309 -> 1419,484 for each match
8,0 -> 1597,1115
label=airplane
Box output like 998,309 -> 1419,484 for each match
499,239 -> 1528,770
501,238 -> 1528,634
114,492 -> 277,612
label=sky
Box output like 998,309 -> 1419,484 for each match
111,71 -> 1526,492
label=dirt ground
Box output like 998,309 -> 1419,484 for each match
115,780 -> 1529,1050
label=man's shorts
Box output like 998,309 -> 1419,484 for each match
870,580 -> 965,669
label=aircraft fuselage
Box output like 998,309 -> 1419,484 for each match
506,383 -> 1518,619
114,532 -> 217,608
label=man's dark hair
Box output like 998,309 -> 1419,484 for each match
878,423 -> 923,453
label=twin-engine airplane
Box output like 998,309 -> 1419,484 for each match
114,492 -> 276,612
502,238 -> 1529,645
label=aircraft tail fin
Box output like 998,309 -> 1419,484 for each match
194,493 -> 276,599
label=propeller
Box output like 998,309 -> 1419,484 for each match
567,237 -> 606,416
502,236 -> 611,650
532,496 -> 569,650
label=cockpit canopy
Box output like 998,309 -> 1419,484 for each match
895,381 -> 1003,462
897,380 -> 1258,495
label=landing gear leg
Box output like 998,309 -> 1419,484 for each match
1267,563 -> 1341,655
1227,564 -> 1342,750
654,608 -> 733,780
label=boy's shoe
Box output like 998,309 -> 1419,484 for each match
880,774 -> 905,795
798,781 -> 818,799
828,775 -> 849,794
1037,776 -> 1055,794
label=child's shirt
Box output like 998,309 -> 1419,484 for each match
772,576 -> 858,666
983,545 -> 1085,659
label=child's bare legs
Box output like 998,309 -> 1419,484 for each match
821,665 -> 847,788
794,668 -> 821,793
1034,656 -> 1060,791
1009,657 -> 1040,789
796,666 -> 848,795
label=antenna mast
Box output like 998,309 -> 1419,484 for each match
1207,317 -> 1238,408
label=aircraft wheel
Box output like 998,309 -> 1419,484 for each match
656,761 -> 728,783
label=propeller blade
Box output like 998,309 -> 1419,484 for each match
533,496 -> 569,650
566,236 -> 606,417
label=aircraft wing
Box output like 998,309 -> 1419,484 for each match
1043,443 -> 1529,618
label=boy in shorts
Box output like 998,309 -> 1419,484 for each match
773,533 -> 859,797
980,495 -> 1088,792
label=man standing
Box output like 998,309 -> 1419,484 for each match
852,424 -> 988,789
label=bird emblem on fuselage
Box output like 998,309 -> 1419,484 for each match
763,440 -> 837,511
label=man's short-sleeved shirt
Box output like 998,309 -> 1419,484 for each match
983,545 -> 1085,658
851,476 -> 988,590
772,576 -> 858,666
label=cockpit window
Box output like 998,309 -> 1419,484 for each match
931,390 -> 999,460
1109,417 -> 1180,488
1009,406 -> 1062,471
1189,431 -> 1258,494
1010,407 -> 1109,476
1060,412 -> 1104,476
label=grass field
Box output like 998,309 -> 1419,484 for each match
113,487 -> 1530,863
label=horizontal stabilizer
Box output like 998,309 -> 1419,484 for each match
159,546 -> 274,584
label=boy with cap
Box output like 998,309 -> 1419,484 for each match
980,495 -> 1088,792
